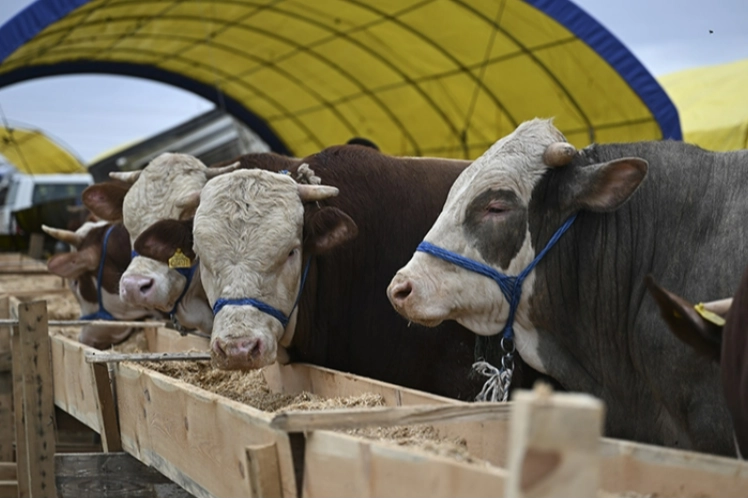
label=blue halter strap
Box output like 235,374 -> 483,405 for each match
416,214 -> 577,402
80,225 -> 117,321
130,250 -> 198,317
416,214 -> 577,342
212,258 -> 312,329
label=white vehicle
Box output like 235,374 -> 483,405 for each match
0,172 -> 93,235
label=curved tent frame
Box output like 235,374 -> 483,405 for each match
0,0 -> 681,158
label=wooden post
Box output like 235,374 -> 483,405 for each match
245,443 -> 283,498
91,363 -> 122,452
0,297 -> 12,463
505,384 -> 605,497
27,234 -> 44,260
11,301 -> 57,498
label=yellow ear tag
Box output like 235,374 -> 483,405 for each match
168,249 -> 192,269
694,303 -> 726,326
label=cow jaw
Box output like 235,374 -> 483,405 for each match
119,256 -> 186,311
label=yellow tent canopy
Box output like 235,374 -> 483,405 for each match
0,125 -> 85,173
0,0 -> 681,158
659,58 -> 748,151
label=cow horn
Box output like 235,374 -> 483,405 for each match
543,142 -> 577,167
109,170 -> 142,183
42,225 -> 82,247
701,298 -> 733,317
206,161 -> 240,179
297,184 -> 339,202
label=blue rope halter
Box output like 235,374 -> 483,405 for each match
80,225 -> 117,321
212,258 -> 312,329
416,213 -> 577,342
415,214 -> 577,401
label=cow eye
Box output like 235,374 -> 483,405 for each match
486,203 -> 508,215
288,248 -> 299,259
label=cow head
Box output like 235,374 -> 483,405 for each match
193,169 -> 355,370
644,275 -> 728,362
44,221 -> 158,349
387,119 -> 647,356
82,153 -> 237,319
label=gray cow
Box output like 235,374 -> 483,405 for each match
388,118 -> 744,456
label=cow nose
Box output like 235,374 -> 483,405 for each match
212,337 -> 263,369
388,277 -> 414,308
121,275 -> 154,301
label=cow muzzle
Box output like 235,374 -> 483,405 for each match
387,271 -> 447,327
211,336 -> 271,370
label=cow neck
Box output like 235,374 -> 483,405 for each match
80,225 -> 117,321
415,213 -> 577,401
212,258 -> 312,338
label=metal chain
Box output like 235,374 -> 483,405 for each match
472,337 -> 515,402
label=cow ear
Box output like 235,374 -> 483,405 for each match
134,219 -> 195,263
82,181 -> 129,221
563,158 -> 648,212
47,248 -> 98,278
303,207 -> 358,254
644,275 -> 722,362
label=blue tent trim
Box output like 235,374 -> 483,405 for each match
0,61 -> 291,155
525,0 -> 682,141
0,0 -> 90,63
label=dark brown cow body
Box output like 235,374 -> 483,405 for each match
647,273 -> 748,457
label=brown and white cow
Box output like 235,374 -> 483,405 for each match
43,221 -> 163,349
645,274 -> 747,458
82,153 -> 241,333
386,118 -> 745,455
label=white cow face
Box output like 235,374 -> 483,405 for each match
388,119 -> 648,340
99,153 -> 237,312
194,169 -> 352,370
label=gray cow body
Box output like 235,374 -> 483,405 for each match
525,140 -> 746,454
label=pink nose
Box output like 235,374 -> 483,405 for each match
120,275 -> 155,302
212,337 -> 263,370
388,277 -> 414,310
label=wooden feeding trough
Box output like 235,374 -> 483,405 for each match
2,274 -> 748,497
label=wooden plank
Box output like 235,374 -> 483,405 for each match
115,362 -> 297,498
144,327 -> 210,353
600,437 -> 748,497
0,480 -> 17,498
0,463 -> 15,481
271,402 -> 509,432
86,352 -> 210,364
303,430 -> 508,497
505,385 -> 604,498
26,234 -> 45,260
0,319 -> 167,328
264,362 -> 459,406
55,452 -> 193,498
10,304 -> 28,498
14,301 -> 57,498
246,443 -> 283,498
91,363 -> 122,452
0,268 -> 51,275
50,335 -> 101,432
0,296 -> 12,462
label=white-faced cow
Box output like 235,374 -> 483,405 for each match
646,274 -> 747,458
43,221 -> 163,348
387,118 -> 742,455
82,153 -> 240,333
